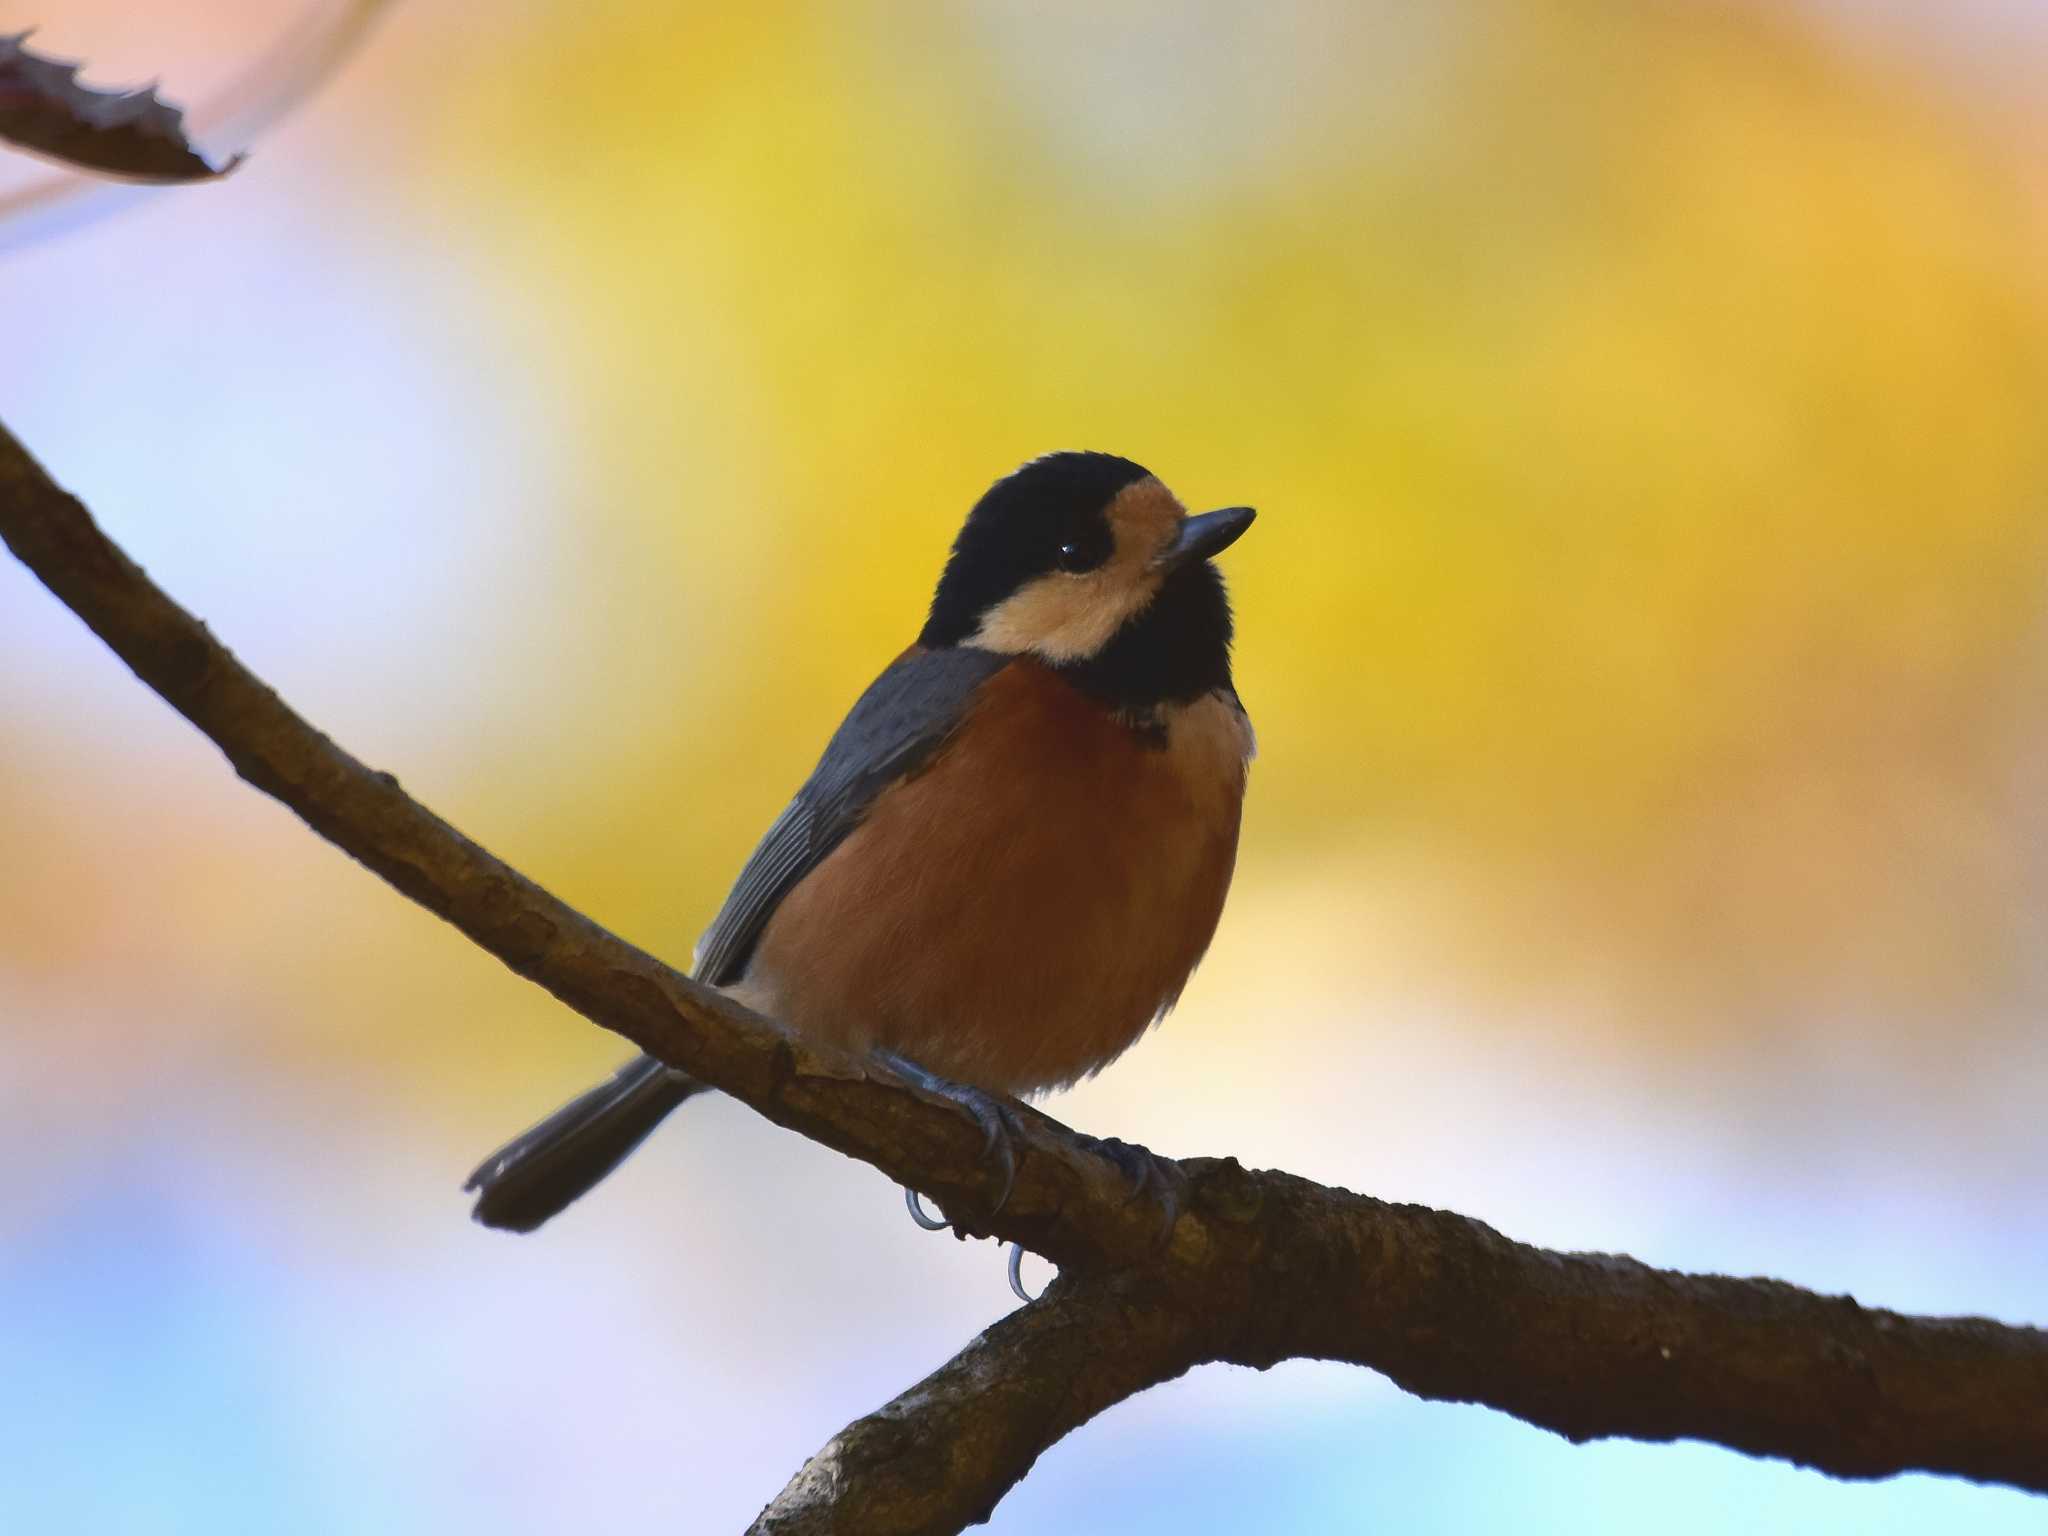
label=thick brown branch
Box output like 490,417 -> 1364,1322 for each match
751,1273 -> 1205,1536
4,417 -> 2044,1532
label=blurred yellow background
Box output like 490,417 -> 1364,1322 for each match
2,1 -> 2044,1531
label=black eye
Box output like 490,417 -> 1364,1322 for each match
1054,530 -> 1108,573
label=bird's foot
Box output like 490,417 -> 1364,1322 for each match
904,1186 -> 950,1230
1077,1132 -> 1188,1251
904,1190 -> 1047,1303
1007,1241 -> 1041,1303
871,1049 -> 1023,1231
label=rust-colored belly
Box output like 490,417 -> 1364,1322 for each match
735,662 -> 1250,1094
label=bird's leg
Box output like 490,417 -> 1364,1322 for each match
1075,1132 -> 1188,1251
870,1049 -> 1024,1229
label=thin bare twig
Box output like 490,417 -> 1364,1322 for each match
0,0 -> 395,254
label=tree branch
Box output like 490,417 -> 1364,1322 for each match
0,0 -> 397,254
752,1272 -> 1206,1536
3,417 -> 2043,1532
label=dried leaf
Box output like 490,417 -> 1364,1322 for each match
0,31 -> 239,183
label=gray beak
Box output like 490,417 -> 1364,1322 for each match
1161,506 -> 1256,570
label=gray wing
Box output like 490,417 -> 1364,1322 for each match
693,645 -> 1011,987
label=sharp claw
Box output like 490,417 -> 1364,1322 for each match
873,1050 -> 1021,1220
982,1112 -> 1018,1216
1007,1241 -> 1038,1303
1080,1134 -> 1186,1250
904,1186 -> 950,1231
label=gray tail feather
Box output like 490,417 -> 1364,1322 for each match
465,1054 -> 706,1233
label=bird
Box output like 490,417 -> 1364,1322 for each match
465,451 -> 1255,1246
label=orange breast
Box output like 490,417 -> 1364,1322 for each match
735,661 -> 1251,1094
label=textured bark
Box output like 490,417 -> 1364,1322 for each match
4,417 -> 2043,1533
752,1274 -> 1206,1536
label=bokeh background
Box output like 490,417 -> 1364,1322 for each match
4,1 -> 2046,1530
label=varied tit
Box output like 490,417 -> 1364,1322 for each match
467,451 -> 1256,1242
